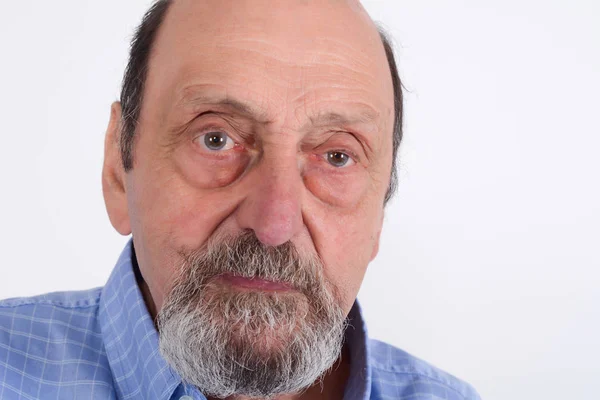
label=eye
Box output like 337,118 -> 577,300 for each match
196,131 -> 235,151
325,151 -> 355,168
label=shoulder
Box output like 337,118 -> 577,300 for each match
0,288 -> 116,399
368,339 -> 481,400
0,288 -> 104,347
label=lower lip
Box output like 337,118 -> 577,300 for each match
217,274 -> 294,291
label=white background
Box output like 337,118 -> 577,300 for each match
0,1 -> 598,399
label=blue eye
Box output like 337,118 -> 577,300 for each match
326,151 -> 354,168
198,131 -> 235,151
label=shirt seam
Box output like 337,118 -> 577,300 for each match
0,301 -> 99,309
0,292 -> 102,309
0,300 -> 98,309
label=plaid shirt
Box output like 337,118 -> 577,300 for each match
0,240 -> 480,399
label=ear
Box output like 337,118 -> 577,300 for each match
102,102 -> 132,235
370,211 -> 384,261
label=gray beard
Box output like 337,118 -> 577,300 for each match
156,231 -> 348,399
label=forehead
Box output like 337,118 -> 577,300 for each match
145,0 -> 393,131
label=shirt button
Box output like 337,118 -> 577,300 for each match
180,396 -> 194,400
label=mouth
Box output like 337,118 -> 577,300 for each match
215,273 -> 296,292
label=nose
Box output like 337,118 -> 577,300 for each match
235,155 -> 303,247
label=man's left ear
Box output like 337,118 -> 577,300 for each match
370,212 -> 384,261
102,102 -> 132,236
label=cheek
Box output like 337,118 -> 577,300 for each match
302,159 -> 369,208
306,197 -> 383,312
177,144 -> 250,189
130,172 -> 241,311
135,144 -> 251,250
129,158 -> 241,260
157,186 -> 235,250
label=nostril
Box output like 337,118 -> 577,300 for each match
254,230 -> 290,248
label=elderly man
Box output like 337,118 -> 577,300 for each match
0,0 -> 480,399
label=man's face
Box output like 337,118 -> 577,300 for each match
104,0 -> 394,396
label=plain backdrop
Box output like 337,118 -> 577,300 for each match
0,1 -> 599,399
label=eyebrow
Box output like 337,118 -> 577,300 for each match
307,108 -> 380,129
176,86 -> 380,132
177,89 -> 273,123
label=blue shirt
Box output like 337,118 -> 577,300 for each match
0,241 -> 480,400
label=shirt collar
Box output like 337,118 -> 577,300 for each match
344,301 -> 372,400
99,239 -> 372,400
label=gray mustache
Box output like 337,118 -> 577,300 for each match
179,230 -> 323,296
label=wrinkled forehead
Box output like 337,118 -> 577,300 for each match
145,0 -> 394,131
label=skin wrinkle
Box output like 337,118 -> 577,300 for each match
215,40 -> 375,77
304,109 -> 381,156
175,84 -> 282,125
303,106 -> 381,133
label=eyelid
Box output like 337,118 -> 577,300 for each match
322,145 -> 361,162
194,124 -> 232,138
317,132 -> 364,160
191,114 -> 255,146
